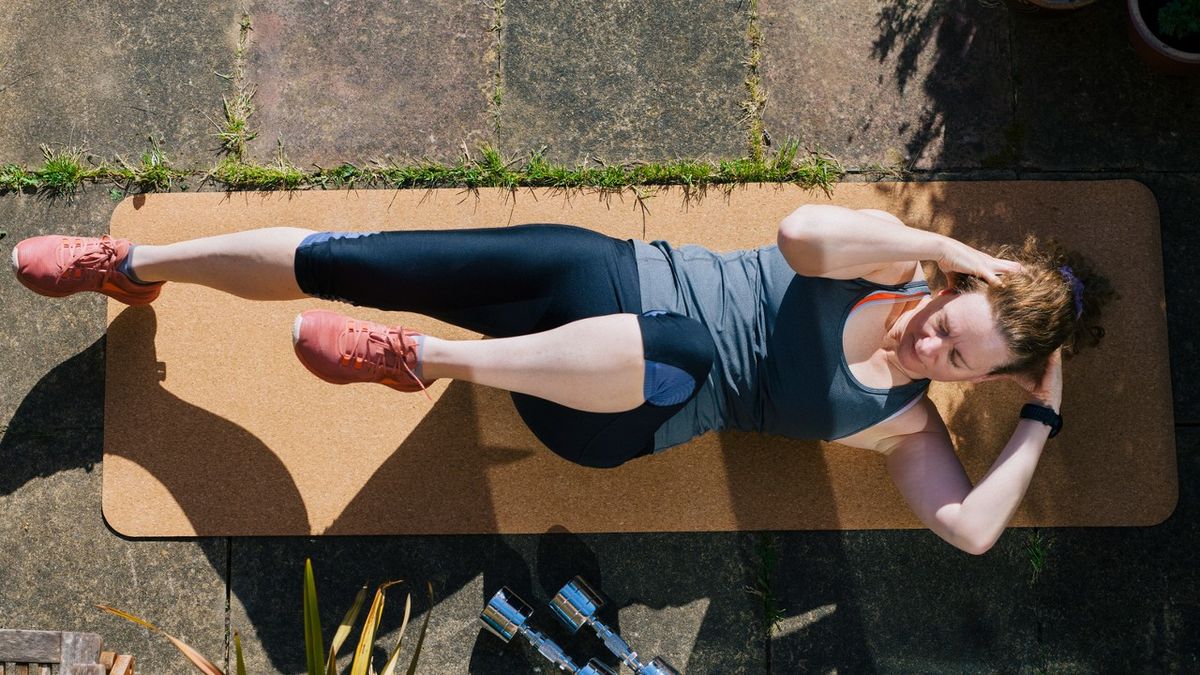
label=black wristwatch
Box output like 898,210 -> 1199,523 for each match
1020,403 -> 1062,438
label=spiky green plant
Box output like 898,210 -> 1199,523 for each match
99,559 -> 431,675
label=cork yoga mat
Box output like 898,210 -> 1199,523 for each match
102,182 -> 1176,536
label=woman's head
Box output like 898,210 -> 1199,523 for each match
935,234 -> 1115,378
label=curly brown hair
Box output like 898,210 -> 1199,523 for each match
931,234 -> 1116,376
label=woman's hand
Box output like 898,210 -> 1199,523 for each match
1005,349 -> 1064,412
936,237 -> 1023,287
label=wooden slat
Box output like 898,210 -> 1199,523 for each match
108,655 -> 133,675
57,635 -> 100,669
0,631 -> 61,664
67,666 -> 104,675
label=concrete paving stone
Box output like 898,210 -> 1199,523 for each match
768,429 -> 1199,673
244,0 -> 494,166
230,531 -> 762,673
760,0 -> 1014,171
499,0 -> 748,164
1011,1 -> 1200,171
1143,173 -> 1200,424
0,1 -> 238,167
0,190 -> 227,674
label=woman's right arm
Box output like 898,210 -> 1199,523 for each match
777,204 -> 1019,285
776,204 -> 947,281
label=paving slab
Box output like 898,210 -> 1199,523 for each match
768,428 -> 1199,673
244,0 -> 494,166
1011,1 -> 1200,171
760,0 -> 1014,171
499,0 -> 748,164
1154,174 -> 1200,424
230,531 -> 762,673
0,190 -> 228,674
0,1 -> 237,167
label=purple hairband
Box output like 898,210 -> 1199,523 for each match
1060,265 -> 1084,319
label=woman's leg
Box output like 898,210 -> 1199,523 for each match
127,227 -> 314,301
422,313 -> 646,413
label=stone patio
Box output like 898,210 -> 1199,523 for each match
1,1 -> 1197,672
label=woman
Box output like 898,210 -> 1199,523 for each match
11,204 -> 1108,554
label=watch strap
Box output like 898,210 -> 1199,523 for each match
1020,403 -> 1062,438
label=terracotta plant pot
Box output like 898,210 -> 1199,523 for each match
1127,0 -> 1200,73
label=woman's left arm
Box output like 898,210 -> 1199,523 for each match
865,352 -> 1062,554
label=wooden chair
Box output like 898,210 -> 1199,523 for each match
0,630 -> 134,675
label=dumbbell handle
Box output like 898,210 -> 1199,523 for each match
519,625 -> 579,672
587,617 -> 641,669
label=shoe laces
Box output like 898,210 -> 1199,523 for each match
341,321 -> 431,399
55,236 -> 119,285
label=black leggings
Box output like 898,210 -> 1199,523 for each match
293,224 -> 715,468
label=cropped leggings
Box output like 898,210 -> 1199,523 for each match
292,224 -> 716,468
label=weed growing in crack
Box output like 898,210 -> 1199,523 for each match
0,164 -> 38,193
215,91 -> 258,158
1026,528 -> 1051,586
748,534 -> 786,639
36,145 -> 99,197
744,0 -> 768,161
116,137 -> 188,192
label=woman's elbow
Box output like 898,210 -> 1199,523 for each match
778,211 -> 807,245
936,510 -> 999,555
778,209 -> 825,275
955,535 -> 996,556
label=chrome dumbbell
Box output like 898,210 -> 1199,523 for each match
480,587 -> 616,674
549,577 -> 681,675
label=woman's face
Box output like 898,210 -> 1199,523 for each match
896,291 -> 1015,382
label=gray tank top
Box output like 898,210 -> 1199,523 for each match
632,239 -> 931,452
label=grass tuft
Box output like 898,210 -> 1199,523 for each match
0,163 -> 39,193
749,534 -> 786,639
1025,528 -> 1051,585
216,90 -> 258,158
36,145 -> 101,196
115,137 -> 189,192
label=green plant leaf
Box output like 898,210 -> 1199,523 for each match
351,580 -> 402,675
327,584 -> 370,675
304,559 -> 327,675
404,583 -> 434,675
234,630 -> 247,675
380,593 -> 413,675
97,605 -> 225,675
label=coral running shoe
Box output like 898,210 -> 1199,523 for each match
12,235 -> 163,305
292,310 -> 433,395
